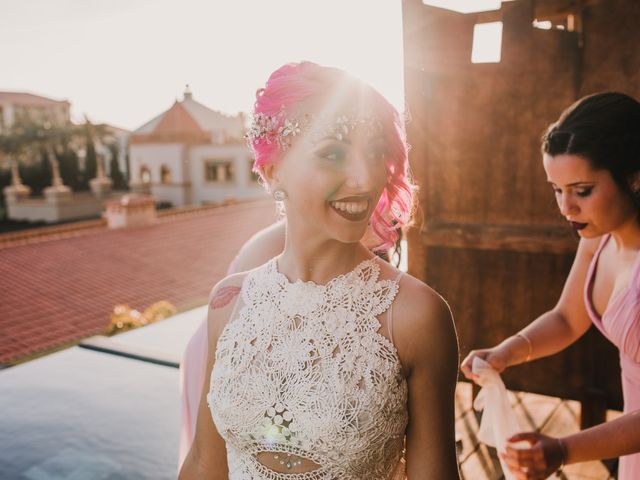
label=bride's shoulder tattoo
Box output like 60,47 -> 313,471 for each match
210,285 -> 241,309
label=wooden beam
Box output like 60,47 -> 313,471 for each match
416,221 -> 578,254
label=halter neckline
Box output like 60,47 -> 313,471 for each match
270,256 -> 378,289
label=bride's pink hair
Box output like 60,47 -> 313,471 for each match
250,61 -> 414,251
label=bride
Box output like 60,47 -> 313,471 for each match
179,61 -> 460,479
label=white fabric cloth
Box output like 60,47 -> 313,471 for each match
472,357 -> 521,480
208,258 -> 408,479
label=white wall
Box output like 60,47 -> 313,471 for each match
128,142 -> 268,206
129,143 -> 191,206
189,144 -> 267,204
129,143 -> 184,184
151,184 -> 191,206
6,194 -> 104,223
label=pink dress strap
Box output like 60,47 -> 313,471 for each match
583,234 -> 640,480
583,235 -> 611,338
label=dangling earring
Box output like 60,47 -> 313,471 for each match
272,188 -> 288,202
629,174 -> 640,196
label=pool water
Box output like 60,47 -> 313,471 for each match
0,307 -> 205,479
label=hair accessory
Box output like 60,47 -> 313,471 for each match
246,108 -> 307,151
515,332 -> 533,362
246,107 -> 384,151
272,188 -> 287,202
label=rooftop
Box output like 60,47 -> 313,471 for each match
0,91 -> 70,107
0,199 -> 279,366
131,88 -> 244,144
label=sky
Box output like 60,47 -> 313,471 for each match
0,0 -> 406,131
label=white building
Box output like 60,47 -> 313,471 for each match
0,91 -> 71,133
129,88 -> 266,207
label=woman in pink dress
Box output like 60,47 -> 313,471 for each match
461,92 -> 640,479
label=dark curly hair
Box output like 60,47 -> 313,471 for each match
542,92 -> 640,211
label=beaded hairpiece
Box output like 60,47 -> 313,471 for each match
245,107 -> 384,151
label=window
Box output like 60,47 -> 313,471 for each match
471,22 -> 503,64
140,165 -> 151,184
160,165 -> 172,184
205,160 -> 234,183
532,15 -> 575,32
532,19 -> 553,30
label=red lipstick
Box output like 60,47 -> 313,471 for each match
569,221 -> 588,231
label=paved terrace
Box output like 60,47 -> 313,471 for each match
0,199 -> 279,365
455,381 -> 619,480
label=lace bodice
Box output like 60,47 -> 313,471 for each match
208,258 -> 408,479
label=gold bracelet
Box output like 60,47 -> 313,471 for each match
515,333 -> 532,362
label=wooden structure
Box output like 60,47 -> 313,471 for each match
402,0 -> 640,426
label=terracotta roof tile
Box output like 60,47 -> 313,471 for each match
0,91 -> 70,106
130,101 -> 211,144
0,200 -> 279,365
153,101 -> 205,135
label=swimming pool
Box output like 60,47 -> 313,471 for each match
0,307 -> 205,479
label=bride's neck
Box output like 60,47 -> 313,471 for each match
278,226 -> 371,285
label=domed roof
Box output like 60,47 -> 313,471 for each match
131,87 -> 244,144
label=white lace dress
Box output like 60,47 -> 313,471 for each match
208,258 -> 408,479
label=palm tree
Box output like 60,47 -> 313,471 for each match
0,124 -> 36,203
0,118 -> 114,194
79,117 -> 115,195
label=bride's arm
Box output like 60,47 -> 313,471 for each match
394,277 -> 461,479
179,276 -> 244,479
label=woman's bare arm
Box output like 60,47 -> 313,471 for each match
394,277 -> 461,479
503,410 -> 640,479
179,275 -> 245,479
564,409 -> 640,463
514,236 -> 600,360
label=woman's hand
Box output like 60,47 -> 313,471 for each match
460,345 -> 511,383
501,432 -> 566,480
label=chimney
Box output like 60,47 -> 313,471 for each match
104,194 -> 157,229
183,84 -> 193,101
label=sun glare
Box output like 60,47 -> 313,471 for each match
422,0 -> 501,14
471,22 -> 504,64
0,0 -> 405,130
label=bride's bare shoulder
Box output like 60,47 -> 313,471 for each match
393,273 -> 454,333
206,271 -> 250,339
390,271 -> 458,375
